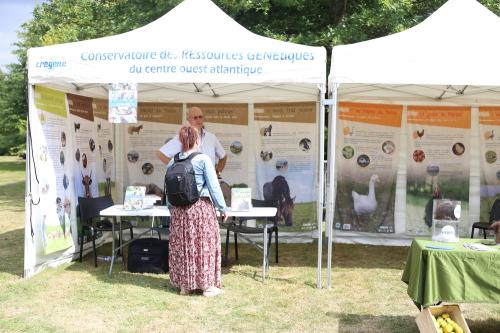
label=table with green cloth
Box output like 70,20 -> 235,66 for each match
402,238 -> 500,308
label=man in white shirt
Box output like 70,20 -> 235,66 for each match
156,106 -> 227,177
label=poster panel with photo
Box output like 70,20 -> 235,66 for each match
478,106 -> 500,221
406,106 -> 471,236
334,102 -> 402,233
108,83 -> 138,123
92,98 -> 115,197
32,86 -> 74,256
187,103 -> 249,187
67,94 -> 99,200
125,103 -> 182,195
254,102 -> 318,232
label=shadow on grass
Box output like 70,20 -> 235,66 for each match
327,312 -> 419,333
223,241 -> 408,270
0,228 -> 25,278
0,180 -> 26,212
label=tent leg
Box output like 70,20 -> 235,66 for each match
326,84 -> 338,289
317,84 -> 326,289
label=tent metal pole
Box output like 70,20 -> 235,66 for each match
317,84 -> 326,289
326,83 -> 338,289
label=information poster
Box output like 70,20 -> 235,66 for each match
67,94 -> 99,199
92,98 -> 115,197
32,86 -> 74,256
334,102 -> 403,233
108,83 -> 138,123
188,103 -> 249,187
254,102 -> 318,231
125,103 -> 182,194
406,105 -> 471,236
478,106 -> 500,221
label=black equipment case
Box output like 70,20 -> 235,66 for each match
127,238 -> 168,274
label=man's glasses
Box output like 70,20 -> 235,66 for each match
192,115 -> 203,120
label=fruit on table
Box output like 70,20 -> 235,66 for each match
434,313 -> 464,333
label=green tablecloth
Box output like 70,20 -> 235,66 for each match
401,238 -> 500,307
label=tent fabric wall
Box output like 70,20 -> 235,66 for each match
24,0 -> 327,284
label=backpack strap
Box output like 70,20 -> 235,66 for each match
174,151 -> 201,162
185,152 -> 201,161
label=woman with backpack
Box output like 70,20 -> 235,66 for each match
166,125 -> 228,297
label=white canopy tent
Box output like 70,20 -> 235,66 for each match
25,0 -> 328,286
326,0 -> 500,287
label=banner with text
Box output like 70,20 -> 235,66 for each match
406,106 -> 471,236
334,102 -> 403,233
478,106 -> 500,221
254,102 -> 318,232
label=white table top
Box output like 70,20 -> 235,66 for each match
100,205 -> 170,217
99,205 -> 276,218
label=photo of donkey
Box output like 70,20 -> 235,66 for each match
263,176 -> 295,226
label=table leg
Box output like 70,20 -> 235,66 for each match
263,224 -> 268,282
108,216 -> 116,277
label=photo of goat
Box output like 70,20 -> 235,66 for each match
260,124 -> 272,136
81,171 -> 93,198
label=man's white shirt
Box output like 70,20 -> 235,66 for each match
159,129 -> 225,165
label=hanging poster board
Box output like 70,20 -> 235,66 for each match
108,83 -> 138,123
124,102 -> 183,195
187,103 -> 249,187
31,86 -> 75,256
67,94 -> 99,200
92,98 -> 115,197
406,106 -> 471,236
333,102 -> 403,233
254,102 -> 318,232
478,106 -> 500,221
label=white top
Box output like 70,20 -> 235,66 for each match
99,205 -> 276,218
330,0 -> 500,87
27,0 -> 326,85
159,129 -> 225,165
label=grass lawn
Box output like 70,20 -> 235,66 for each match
0,156 -> 499,332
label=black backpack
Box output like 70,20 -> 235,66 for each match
164,152 -> 201,206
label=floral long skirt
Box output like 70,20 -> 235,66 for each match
169,198 -> 221,291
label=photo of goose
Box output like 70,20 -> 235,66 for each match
352,175 -> 379,226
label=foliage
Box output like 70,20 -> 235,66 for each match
1,0 -> 500,154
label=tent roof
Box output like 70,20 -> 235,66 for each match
329,0 -> 500,104
28,0 -> 326,99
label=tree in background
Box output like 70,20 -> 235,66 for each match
1,0 -> 499,155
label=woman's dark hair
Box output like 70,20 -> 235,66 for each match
179,126 -> 199,152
